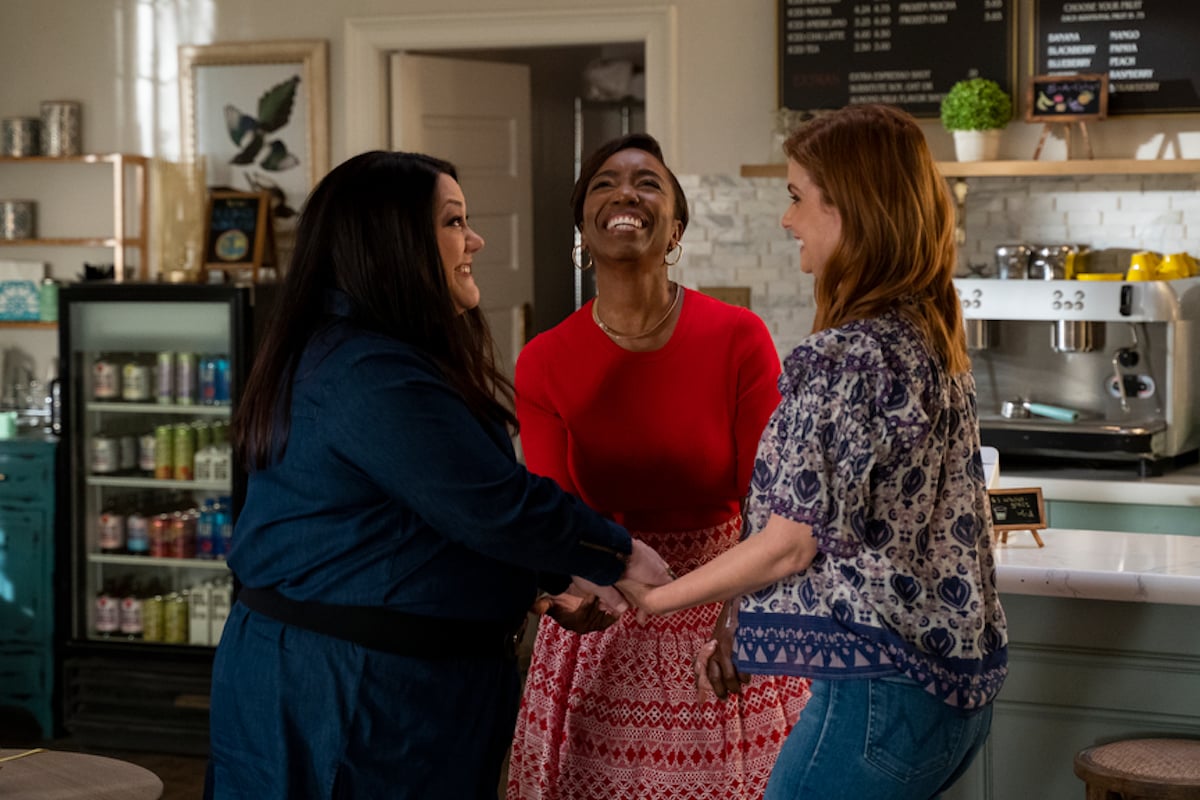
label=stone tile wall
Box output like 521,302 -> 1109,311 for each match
674,172 -> 1200,358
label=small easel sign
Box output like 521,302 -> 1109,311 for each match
987,487 -> 1047,547
1026,73 -> 1108,160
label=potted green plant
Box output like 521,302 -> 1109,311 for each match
940,77 -> 1013,162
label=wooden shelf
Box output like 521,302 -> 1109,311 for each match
741,159 -> 1200,179
0,321 -> 56,329
0,153 -> 149,280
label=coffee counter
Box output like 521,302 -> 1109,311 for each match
946,526 -> 1200,800
994,528 -> 1200,605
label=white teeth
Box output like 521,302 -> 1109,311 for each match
606,215 -> 644,230
456,265 -> 472,275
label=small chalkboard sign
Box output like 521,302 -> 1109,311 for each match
987,487 -> 1047,547
204,190 -> 274,282
1026,74 -> 1109,122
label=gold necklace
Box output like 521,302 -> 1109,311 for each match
592,282 -> 681,340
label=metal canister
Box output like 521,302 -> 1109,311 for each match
154,424 -> 174,479
138,432 -> 157,474
192,421 -> 212,452
164,592 -> 189,644
173,422 -> 196,480
143,595 -> 166,642
1,117 -> 40,156
126,511 -> 150,555
40,100 -> 82,157
0,199 -> 36,240
168,511 -> 196,559
118,434 -> 138,472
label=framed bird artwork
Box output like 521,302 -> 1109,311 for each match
179,40 -> 329,273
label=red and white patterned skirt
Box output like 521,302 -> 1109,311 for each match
507,516 -> 811,800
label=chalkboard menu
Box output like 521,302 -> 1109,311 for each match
1034,0 -> 1200,114
778,0 -> 1017,117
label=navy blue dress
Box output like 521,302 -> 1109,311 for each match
207,312 -> 630,799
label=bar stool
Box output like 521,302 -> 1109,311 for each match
1074,738 -> 1200,799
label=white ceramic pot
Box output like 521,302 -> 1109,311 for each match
952,129 -> 1001,162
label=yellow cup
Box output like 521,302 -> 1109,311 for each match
1125,250 -> 1162,281
1158,252 -> 1197,280
1075,273 -> 1124,281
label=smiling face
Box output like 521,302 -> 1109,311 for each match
781,160 -> 842,279
434,172 -> 485,314
578,148 -> 682,267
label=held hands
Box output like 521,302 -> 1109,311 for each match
615,538 -> 676,620
533,588 -> 621,634
694,600 -> 750,701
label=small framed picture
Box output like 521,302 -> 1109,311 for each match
1026,74 -> 1108,122
204,190 -> 274,281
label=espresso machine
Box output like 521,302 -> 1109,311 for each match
956,276 -> 1200,475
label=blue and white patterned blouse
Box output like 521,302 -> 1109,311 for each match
735,309 -> 1008,709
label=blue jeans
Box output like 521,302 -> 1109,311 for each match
764,674 -> 993,800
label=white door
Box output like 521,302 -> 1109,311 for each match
390,53 -> 534,379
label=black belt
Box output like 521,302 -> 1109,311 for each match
237,586 -> 523,659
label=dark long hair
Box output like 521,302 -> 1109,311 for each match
234,150 -> 517,469
783,104 -> 968,375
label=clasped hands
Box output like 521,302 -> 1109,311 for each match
538,540 -> 749,701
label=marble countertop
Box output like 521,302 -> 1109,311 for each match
998,462 -> 1200,507
994,528 -> 1200,605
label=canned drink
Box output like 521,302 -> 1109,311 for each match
168,511 -> 196,559
121,358 -> 152,402
155,351 -> 175,404
92,355 -> 120,400
209,420 -> 228,446
192,421 -> 211,451
176,352 -> 197,405
164,592 -> 189,643
126,511 -> 150,555
143,595 -> 165,642
154,424 -> 174,479
118,434 -> 138,472
90,435 -> 120,474
199,356 -> 218,406
150,513 -> 171,557
172,423 -> 196,481
214,355 -> 231,405
138,433 -> 157,474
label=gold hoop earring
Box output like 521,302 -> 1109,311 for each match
664,242 -> 683,267
572,243 -> 594,271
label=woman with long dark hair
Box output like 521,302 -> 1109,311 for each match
205,151 -> 670,799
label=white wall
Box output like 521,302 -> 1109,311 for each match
4,0 -> 1200,374
4,0 -> 1197,174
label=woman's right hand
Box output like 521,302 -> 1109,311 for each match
696,600 -> 751,700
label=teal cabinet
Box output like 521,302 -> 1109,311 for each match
943,594 -> 1200,799
1047,500 -> 1200,535
0,438 -> 57,740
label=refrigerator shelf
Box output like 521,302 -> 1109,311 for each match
88,554 -> 232,570
86,402 -> 232,416
86,476 -> 230,491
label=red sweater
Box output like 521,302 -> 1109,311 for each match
515,288 -> 781,532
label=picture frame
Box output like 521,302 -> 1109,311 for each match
179,40 -> 329,266
203,190 -> 274,282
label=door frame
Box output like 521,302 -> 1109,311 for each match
343,6 -> 678,162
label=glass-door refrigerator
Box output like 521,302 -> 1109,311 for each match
56,281 -> 276,753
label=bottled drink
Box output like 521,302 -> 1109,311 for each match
97,501 -> 126,554
121,354 -> 153,402
119,580 -> 144,639
126,509 -> 150,556
91,353 -> 121,400
95,579 -> 119,637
